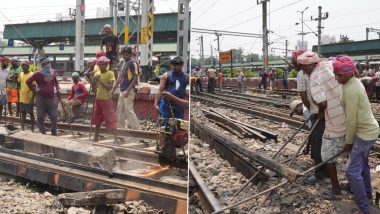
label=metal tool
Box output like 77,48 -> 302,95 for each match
233,115 -> 312,196
56,90 -> 75,138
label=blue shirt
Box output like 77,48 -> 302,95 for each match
160,71 -> 188,119
119,60 -> 138,92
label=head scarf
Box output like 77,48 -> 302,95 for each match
297,51 -> 320,65
20,59 -> 30,65
96,56 -> 110,65
291,49 -> 305,67
96,50 -> 105,58
329,55 -> 359,76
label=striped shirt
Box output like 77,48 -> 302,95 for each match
297,70 -> 318,114
296,70 -> 307,92
310,61 -> 346,137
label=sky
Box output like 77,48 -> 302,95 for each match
190,0 -> 380,59
0,0 -> 178,39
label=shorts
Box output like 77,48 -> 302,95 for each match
92,99 -> 116,130
20,102 -> 33,113
6,88 -> 18,103
0,94 -> 6,105
321,135 -> 345,163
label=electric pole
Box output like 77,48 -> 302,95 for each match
210,44 -> 214,66
312,6 -> 328,56
258,0 -> 269,71
124,0 -> 130,45
365,27 -> 380,64
177,0 -> 190,72
113,0 -> 117,35
200,35 -> 204,68
285,40 -> 288,59
75,0 -> 85,73
215,33 -> 221,71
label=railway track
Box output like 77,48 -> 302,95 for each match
190,98 -> 380,213
0,116 -> 188,213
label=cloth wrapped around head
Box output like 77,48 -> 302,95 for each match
96,56 -> 110,65
297,51 -> 321,65
20,59 -> 30,65
291,49 -> 305,69
329,55 -> 358,76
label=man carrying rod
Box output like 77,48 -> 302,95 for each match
91,56 -> 118,143
331,55 -> 379,214
26,56 -> 59,135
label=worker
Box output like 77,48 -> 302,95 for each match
289,99 -> 312,128
268,68 -> 277,91
26,56 -> 59,135
331,55 -> 379,214
154,56 -> 189,151
17,60 -> 35,131
7,58 -> 21,117
0,57 -> 9,121
237,69 -> 244,93
217,70 -> 224,93
59,72 -> 88,122
258,69 -> 268,90
207,66 -> 217,93
360,76 -> 377,99
91,56 -> 118,143
298,51 -> 346,200
100,24 -> 119,78
192,66 -> 203,92
111,47 -> 141,130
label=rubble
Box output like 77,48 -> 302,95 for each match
190,101 -> 380,214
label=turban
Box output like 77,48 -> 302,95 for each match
20,60 -> 30,65
329,55 -> 358,76
291,49 -> 305,67
297,51 -> 320,65
96,50 -> 105,58
96,56 -> 110,65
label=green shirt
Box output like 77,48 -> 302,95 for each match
8,66 -> 22,89
341,77 -> 379,144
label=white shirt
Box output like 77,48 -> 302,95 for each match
0,68 -> 8,95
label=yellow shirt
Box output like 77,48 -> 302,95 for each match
95,70 -> 115,100
17,71 -> 34,104
341,77 -> 379,144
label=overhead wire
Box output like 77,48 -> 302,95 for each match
192,0 -> 223,23
221,0 -> 307,31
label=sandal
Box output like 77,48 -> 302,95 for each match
321,191 -> 343,201
303,175 -> 318,185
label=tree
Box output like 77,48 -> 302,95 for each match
244,53 -> 260,63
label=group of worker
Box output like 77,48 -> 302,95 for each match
0,24 -> 189,149
191,65 -> 224,93
290,50 -> 378,214
258,68 -> 289,91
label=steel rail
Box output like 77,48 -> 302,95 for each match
189,161 -> 223,214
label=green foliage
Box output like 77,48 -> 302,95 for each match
274,68 -> 284,78
29,64 -> 40,72
223,67 -> 256,78
289,69 -> 297,78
